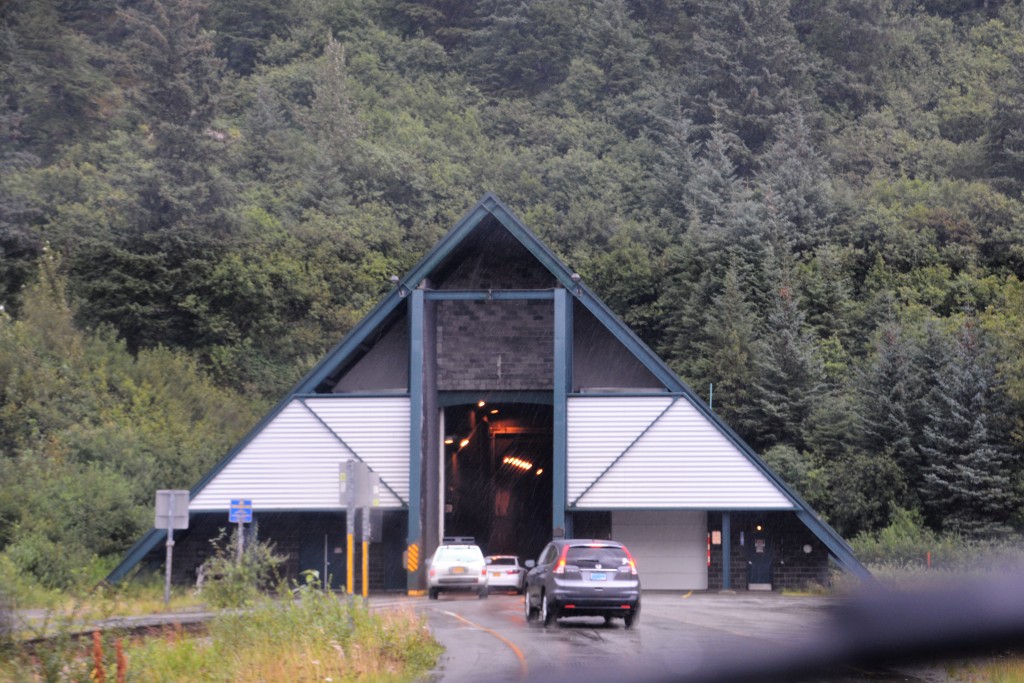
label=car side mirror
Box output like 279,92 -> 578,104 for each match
525,559 -> 535,569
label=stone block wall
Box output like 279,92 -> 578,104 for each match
436,299 -> 553,391
706,511 -> 831,591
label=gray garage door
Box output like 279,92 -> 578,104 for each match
612,510 -> 708,590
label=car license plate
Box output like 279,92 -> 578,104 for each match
451,566 -> 465,574
491,571 -> 502,577
590,572 -> 607,581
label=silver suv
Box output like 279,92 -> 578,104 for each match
427,539 -> 489,600
523,539 -> 640,628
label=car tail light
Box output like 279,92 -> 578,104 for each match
552,545 -> 570,575
481,567 -> 487,576
623,547 -> 638,575
429,568 -> 436,577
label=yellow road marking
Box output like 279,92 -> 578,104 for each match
443,611 -> 529,682
682,591 -> 693,599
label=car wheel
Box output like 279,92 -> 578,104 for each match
428,588 -> 439,600
624,607 -> 639,629
524,592 -> 537,622
478,586 -> 488,599
541,593 -> 558,627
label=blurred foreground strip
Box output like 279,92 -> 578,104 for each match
529,571 -> 1024,683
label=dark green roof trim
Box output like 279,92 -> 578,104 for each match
797,510 -> 875,581
106,528 -> 166,584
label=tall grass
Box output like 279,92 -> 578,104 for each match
1,587 -> 440,683
127,589 -> 440,683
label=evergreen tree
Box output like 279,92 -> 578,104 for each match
983,39 -> 1024,196
468,0 -> 579,96
918,319 -> 1017,536
855,318 -> 927,512
692,264 -> 763,436
747,257 -> 825,451
208,0 -> 297,74
0,0 -> 114,161
679,0 -> 817,173
685,125 -> 766,270
755,110 -> 835,256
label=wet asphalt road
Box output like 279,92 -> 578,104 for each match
415,590 -> 935,683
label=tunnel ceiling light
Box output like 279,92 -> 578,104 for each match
535,468 -> 544,476
477,400 -> 486,407
503,456 -> 533,471
444,437 -> 454,445
490,409 -> 499,414
459,438 -> 470,449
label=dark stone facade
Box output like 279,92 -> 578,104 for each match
707,511 -> 831,591
165,511 -> 407,593
437,299 -> 553,391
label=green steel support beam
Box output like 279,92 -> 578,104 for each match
407,289 -> 425,593
424,290 -> 555,301
552,288 -> 571,536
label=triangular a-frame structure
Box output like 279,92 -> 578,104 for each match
110,194 -> 870,591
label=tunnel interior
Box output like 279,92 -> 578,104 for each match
442,401 -> 552,562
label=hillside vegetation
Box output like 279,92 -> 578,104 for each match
2,0 -> 1024,588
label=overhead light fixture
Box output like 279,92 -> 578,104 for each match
477,400 -> 486,408
503,456 -> 533,471
459,438 -> 470,449
535,468 -> 544,476
490,409 -> 499,414
444,437 -> 454,445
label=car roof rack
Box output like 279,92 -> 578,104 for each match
442,536 -> 476,544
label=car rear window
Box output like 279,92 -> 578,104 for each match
565,545 -> 629,569
435,546 -> 483,563
489,557 -> 516,566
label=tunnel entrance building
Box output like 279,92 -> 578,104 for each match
110,194 -> 871,592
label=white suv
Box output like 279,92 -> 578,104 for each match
427,539 -> 489,600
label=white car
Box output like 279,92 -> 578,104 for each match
428,541 -> 489,599
485,555 -> 526,594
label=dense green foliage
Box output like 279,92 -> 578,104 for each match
2,0 -> 1024,585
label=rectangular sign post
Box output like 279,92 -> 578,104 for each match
341,461 -> 380,596
155,490 -> 190,605
362,471 -> 380,598
229,500 -> 253,563
342,461 -> 356,595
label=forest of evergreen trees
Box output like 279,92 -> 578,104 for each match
2,0 -> 1024,588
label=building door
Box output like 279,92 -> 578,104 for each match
747,526 -> 772,590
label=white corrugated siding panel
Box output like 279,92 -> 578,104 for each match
612,511 -> 707,590
568,396 -> 794,509
191,397 -> 409,510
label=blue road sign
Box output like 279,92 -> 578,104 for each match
229,499 -> 253,523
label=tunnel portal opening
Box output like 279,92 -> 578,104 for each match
442,401 -> 552,562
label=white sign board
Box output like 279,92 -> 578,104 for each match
155,489 -> 190,530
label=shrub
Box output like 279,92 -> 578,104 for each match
197,527 -> 285,608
